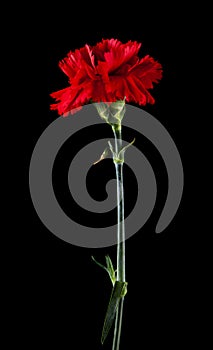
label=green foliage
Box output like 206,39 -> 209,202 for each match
101,281 -> 128,345
92,255 -> 116,285
92,256 -> 128,344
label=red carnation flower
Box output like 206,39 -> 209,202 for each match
50,39 -> 162,115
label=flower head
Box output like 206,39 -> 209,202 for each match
50,39 -> 162,115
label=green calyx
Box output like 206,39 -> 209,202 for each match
94,99 -> 126,126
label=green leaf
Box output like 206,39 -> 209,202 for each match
101,281 -> 128,345
117,138 -> 136,160
93,148 -> 109,165
105,255 -> 116,285
105,255 -> 113,273
108,138 -> 136,164
91,256 -> 108,272
92,255 -> 116,286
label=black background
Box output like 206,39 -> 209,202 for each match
18,5 -> 195,349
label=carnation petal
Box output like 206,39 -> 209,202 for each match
129,55 -> 163,89
50,39 -> 162,115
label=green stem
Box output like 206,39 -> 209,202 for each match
112,298 -> 124,350
112,124 -> 125,350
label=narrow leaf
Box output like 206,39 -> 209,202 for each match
105,255 -> 116,285
93,148 -> 109,165
91,256 -> 108,272
101,281 -> 127,345
118,138 -> 136,158
92,256 -> 116,286
105,255 -> 113,273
